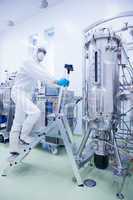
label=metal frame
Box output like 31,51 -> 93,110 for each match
82,12 -> 133,199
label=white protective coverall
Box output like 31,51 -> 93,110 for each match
10,58 -> 55,153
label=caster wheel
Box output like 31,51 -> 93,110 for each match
50,147 -> 58,155
0,135 -> 4,143
116,193 -> 124,199
4,138 -> 9,144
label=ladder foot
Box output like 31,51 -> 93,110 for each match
1,174 -> 7,177
78,184 -> 84,187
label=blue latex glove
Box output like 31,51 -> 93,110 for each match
56,78 -> 70,87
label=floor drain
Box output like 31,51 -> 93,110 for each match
84,179 -> 96,187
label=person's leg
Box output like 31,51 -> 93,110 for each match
20,97 -> 41,144
9,100 -> 25,154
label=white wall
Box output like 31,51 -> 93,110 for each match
0,0 -> 133,133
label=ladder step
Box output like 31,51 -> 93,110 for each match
1,134 -> 46,175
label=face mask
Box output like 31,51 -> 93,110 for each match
37,52 -> 45,62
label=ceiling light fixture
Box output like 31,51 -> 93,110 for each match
40,0 -> 48,8
7,20 -> 15,27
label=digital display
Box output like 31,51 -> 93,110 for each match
45,86 -> 59,96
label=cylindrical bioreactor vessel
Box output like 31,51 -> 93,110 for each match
83,29 -> 121,130
83,29 -> 121,168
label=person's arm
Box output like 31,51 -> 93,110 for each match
23,60 -> 57,84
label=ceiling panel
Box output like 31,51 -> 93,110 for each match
0,0 -> 64,33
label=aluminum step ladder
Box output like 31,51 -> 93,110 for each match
1,88 -> 84,186
1,122 -> 56,176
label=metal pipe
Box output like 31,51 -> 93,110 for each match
84,11 -> 133,33
76,128 -> 95,158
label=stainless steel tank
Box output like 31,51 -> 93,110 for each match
83,29 -> 121,130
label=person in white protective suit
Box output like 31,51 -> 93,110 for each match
9,46 -> 69,156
